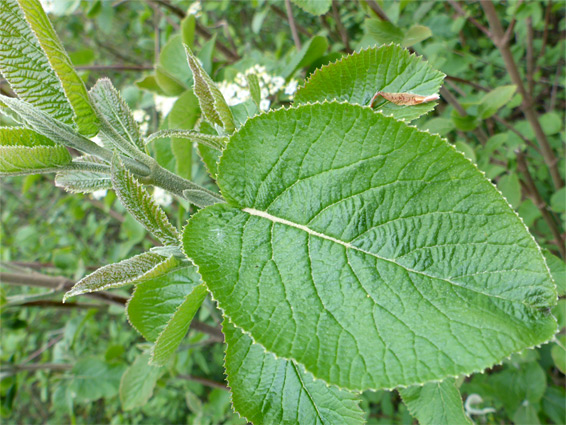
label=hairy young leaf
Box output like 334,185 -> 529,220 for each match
126,266 -> 207,365
0,95 -> 110,161
184,45 -> 235,133
400,378 -> 473,425
294,45 -> 445,120
0,144 -> 71,173
64,252 -> 177,300
0,127 -> 70,173
0,0 -> 98,135
55,169 -> 111,193
119,352 -> 161,411
90,78 -> 144,153
183,102 -> 557,391
55,156 -> 111,193
111,155 -> 180,246
290,0 -> 331,16
246,73 -> 261,108
224,320 -> 364,425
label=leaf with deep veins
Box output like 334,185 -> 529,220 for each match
0,0 -> 98,135
223,320 -> 364,425
294,45 -> 444,121
183,102 -> 557,391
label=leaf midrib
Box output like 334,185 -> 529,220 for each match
242,207 -> 532,309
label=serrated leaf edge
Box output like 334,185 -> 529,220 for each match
183,100 -> 558,393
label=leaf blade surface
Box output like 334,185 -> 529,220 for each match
223,320 -> 364,425
183,102 -> 556,391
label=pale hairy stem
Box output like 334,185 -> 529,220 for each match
480,0 -> 563,189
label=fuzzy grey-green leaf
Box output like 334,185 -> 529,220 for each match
111,155 -> 180,246
90,78 -> 144,153
63,252 -> 177,301
183,102 -> 557,392
184,44 -> 235,133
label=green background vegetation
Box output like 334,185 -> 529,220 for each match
1,0 -> 564,423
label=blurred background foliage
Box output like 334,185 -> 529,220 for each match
0,0 -> 564,424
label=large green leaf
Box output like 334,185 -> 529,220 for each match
294,45 -> 445,121
224,320 -> 364,425
111,155 -> 180,246
183,102 -> 556,392
55,156 -> 112,193
126,266 -> 207,365
0,0 -> 98,135
399,378 -> 472,425
0,127 -> 70,173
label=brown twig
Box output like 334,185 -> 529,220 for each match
5,363 -> 73,372
0,271 -> 223,339
447,0 -> 492,38
526,17 -> 535,97
445,75 -> 490,92
176,374 -> 228,391
149,0 -> 240,61
480,0 -> 563,189
516,150 -> 565,258
492,115 -> 540,153
21,335 -> 64,364
270,5 -> 312,37
76,65 -> 154,71
285,0 -> 302,50
364,0 -> 390,22
440,86 -> 488,144
331,0 -> 352,53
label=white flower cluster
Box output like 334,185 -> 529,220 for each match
153,96 -> 176,118
39,0 -> 55,14
152,187 -> 173,207
187,1 -> 202,17
218,65 -> 299,111
133,109 -> 150,135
